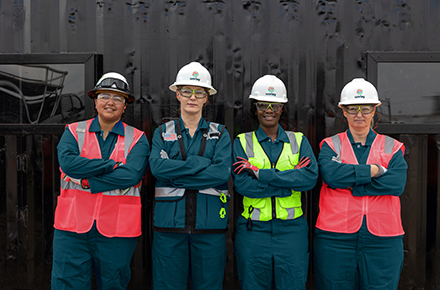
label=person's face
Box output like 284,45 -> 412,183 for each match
255,102 -> 283,129
177,86 -> 208,115
342,104 -> 376,130
94,91 -> 127,123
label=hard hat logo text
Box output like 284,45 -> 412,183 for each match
265,86 -> 276,96
190,71 -> 200,81
355,88 -> 365,98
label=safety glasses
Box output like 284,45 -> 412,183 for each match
178,88 -> 207,99
99,78 -> 130,92
255,102 -> 284,112
344,105 -> 375,115
97,93 -> 126,104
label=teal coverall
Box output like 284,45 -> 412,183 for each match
314,129 -> 407,290
52,117 -> 150,289
149,116 -> 231,290
232,125 -> 318,290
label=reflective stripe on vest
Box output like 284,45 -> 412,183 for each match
60,176 -> 141,196
63,121 -> 140,197
330,133 -> 396,157
155,187 -> 230,198
316,131 -> 405,236
54,119 -> 144,237
237,131 -> 303,221
242,131 -> 299,158
155,120 -> 225,198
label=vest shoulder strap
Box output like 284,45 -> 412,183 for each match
123,124 -> 135,158
239,131 -> 302,158
76,121 -> 88,152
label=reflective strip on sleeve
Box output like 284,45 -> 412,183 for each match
155,187 -> 185,198
199,188 -> 230,198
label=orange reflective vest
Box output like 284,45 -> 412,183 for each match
54,119 -> 144,237
316,131 -> 405,237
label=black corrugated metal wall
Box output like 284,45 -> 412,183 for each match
1,1 -> 440,289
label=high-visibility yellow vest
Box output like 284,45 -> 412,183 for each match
237,131 -> 303,221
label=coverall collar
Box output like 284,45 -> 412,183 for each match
179,115 -> 208,133
255,124 -> 289,143
90,116 -> 125,136
346,128 -> 376,146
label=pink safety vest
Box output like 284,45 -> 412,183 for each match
54,119 -> 144,237
315,131 -> 405,237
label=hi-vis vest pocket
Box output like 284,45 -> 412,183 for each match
243,197 -> 267,209
277,196 -> 302,220
54,196 -> 76,230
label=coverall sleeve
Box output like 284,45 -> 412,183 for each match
318,141 -> 371,189
149,127 -> 213,181
259,136 -> 319,191
352,148 -> 407,197
232,136 -> 318,198
169,127 -> 232,189
87,134 -> 150,194
57,127 -> 116,179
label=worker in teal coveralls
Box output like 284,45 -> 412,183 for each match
232,75 -> 318,290
52,72 -> 150,289
314,78 -> 408,289
149,62 -> 232,290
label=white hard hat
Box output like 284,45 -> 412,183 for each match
339,78 -> 381,106
88,72 -> 134,103
169,62 -> 217,95
249,75 -> 288,103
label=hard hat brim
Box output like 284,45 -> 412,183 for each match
338,100 -> 381,106
249,95 -> 288,103
169,81 -> 217,96
88,88 -> 135,103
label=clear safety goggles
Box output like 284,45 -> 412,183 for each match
97,93 -> 126,104
178,88 -> 207,99
344,105 -> 375,115
255,102 -> 284,112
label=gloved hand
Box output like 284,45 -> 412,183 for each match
295,156 -> 311,169
373,163 -> 387,178
114,161 -> 123,169
233,157 -> 259,179
160,149 -> 169,159
81,178 -> 90,189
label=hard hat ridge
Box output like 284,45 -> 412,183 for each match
169,62 -> 217,95
339,78 -> 381,106
249,75 -> 288,103
88,72 -> 135,103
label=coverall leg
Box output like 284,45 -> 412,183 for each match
235,216 -> 309,290
189,233 -> 226,290
51,223 -> 137,290
152,231 -> 226,290
314,218 -> 403,290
